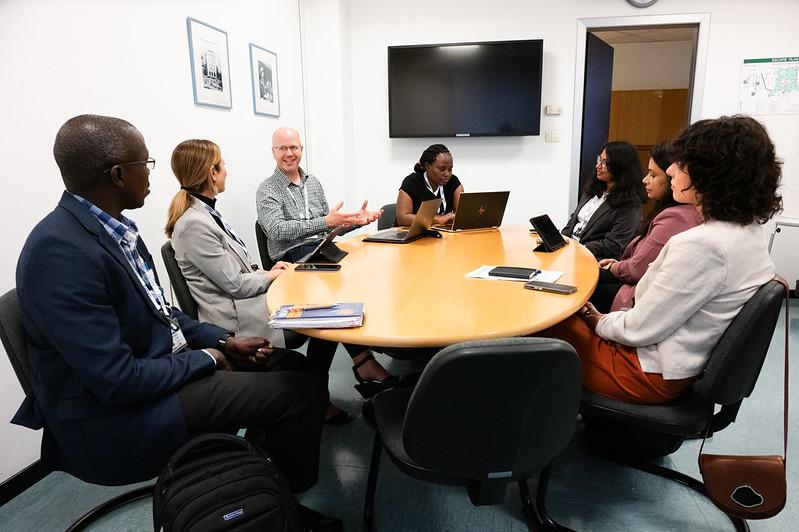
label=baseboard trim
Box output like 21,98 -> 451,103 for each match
0,461 -> 45,505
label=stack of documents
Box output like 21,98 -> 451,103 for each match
269,303 -> 364,329
465,265 -> 564,283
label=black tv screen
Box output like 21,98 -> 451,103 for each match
388,39 -> 543,138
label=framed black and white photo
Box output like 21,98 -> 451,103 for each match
249,43 -> 280,117
186,17 -> 232,109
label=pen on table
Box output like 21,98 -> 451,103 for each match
292,303 -> 337,310
528,269 -> 542,279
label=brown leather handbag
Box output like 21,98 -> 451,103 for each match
698,278 -> 789,520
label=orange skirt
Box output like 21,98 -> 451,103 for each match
540,316 -> 694,405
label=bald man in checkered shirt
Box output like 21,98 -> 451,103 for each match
256,127 -> 382,262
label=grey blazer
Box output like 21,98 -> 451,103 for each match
171,200 -> 285,347
561,194 -> 642,261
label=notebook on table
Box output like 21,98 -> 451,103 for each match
363,198 -> 441,244
432,191 -> 510,232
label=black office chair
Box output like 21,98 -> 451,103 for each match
160,241 -> 199,320
377,203 -> 396,230
580,279 -> 785,531
362,337 -> 581,531
0,289 -> 153,531
255,220 -> 277,270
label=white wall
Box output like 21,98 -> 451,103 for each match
300,0 -> 799,278
0,0 -> 307,481
611,41 -> 694,90
3,0 -> 799,482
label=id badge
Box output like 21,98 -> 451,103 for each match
169,317 -> 188,353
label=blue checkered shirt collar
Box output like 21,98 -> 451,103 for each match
68,192 -> 170,316
69,192 -> 140,249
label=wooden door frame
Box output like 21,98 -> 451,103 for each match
569,13 -> 711,210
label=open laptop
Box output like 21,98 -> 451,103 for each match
363,198 -> 441,243
432,191 -> 510,232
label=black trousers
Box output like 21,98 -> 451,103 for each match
589,267 -> 624,314
178,350 -> 327,493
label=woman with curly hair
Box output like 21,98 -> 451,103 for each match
561,141 -> 647,260
545,115 -> 782,404
589,142 -> 704,312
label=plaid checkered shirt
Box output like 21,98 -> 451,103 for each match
256,166 -> 330,261
69,192 -> 171,317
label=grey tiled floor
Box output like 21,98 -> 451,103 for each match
1,301 -> 796,531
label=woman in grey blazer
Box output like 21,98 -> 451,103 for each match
165,140 -> 391,422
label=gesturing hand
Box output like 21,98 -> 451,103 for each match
325,201 -> 358,227
597,258 -> 618,269
353,200 -> 383,225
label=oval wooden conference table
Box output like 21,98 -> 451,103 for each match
266,225 -> 599,348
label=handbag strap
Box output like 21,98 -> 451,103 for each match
699,276 -> 790,464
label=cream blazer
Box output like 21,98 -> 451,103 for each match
170,200 -> 285,347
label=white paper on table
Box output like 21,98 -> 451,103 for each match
465,265 -> 564,283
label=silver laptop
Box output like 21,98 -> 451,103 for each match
433,191 -> 510,232
363,199 -> 441,243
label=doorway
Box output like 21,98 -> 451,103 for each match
570,14 -> 710,206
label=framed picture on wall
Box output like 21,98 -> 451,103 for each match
249,43 -> 280,117
186,17 -> 232,109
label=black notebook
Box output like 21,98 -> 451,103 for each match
488,266 -> 541,280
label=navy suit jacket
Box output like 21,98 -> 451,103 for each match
13,192 -> 227,485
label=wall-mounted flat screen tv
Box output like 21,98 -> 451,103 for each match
388,39 -> 543,138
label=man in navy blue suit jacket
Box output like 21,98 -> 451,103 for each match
12,115 -> 340,530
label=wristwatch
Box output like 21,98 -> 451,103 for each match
217,334 -> 233,353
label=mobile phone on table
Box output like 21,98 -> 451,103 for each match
524,280 -> 577,294
295,263 -> 341,272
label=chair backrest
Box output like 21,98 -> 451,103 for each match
255,220 -> 276,270
693,279 -> 785,405
0,288 -> 33,396
402,338 -> 580,489
378,203 -> 397,230
160,241 -> 199,320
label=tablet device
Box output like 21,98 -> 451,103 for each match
296,225 -> 348,263
529,214 -> 568,252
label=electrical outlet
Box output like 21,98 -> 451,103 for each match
544,105 -> 562,115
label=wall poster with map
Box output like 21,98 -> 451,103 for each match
739,56 -> 799,115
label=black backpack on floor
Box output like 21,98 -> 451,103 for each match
153,433 -> 302,532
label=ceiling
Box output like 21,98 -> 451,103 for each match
592,26 -> 698,45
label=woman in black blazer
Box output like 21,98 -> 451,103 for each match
561,141 -> 646,260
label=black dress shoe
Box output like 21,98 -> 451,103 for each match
297,503 -> 343,532
325,408 -> 355,425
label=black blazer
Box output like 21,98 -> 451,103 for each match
561,194 -> 642,260
13,192 -> 226,485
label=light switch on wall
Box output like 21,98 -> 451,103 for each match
545,132 -> 560,142
544,105 -> 562,115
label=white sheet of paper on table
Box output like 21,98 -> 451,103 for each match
465,265 -> 564,283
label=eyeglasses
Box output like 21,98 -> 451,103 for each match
596,156 -> 608,169
103,158 -> 156,174
273,145 -> 303,153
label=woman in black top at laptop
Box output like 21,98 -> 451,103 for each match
397,144 -> 464,226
